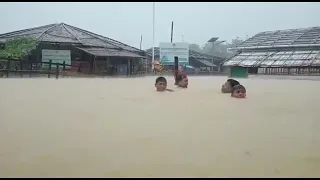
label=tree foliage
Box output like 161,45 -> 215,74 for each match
0,37 -> 37,60
189,38 -> 244,58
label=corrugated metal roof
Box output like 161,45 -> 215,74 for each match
77,47 -> 144,58
189,50 -> 224,61
196,59 -> 216,67
0,23 -> 143,54
222,50 -> 320,67
232,27 -> 320,50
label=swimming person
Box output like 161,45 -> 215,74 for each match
155,76 -> 174,92
221,79 -> 240,93
231,84 -> 246,98
175,74 -> 188,88
174,66 -> 185,85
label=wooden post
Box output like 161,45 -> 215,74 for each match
48,60 -> 52,78
63,61 -> 66,70
127,59 -> 130,76
174,56 -> 179,84
92,56 -> 96,73
6,59 -> 10,78
62,61 -> 66,78
130,59 -> 133,76
29,63 -> 32,78
104,58 -> 107,75
56,64 -> 59,79
174,56 -> 178,71
106,57 -> 110,75
20,60 -> 23,78
78,63 -> 82,72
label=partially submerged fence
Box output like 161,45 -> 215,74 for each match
0,59 -> 80,79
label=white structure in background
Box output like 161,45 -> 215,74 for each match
42,49 -> 71,68
159,42 -> 189,65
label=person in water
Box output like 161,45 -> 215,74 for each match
221,79 -> 240,93
155,76 -> 174,92
174,66 -> 185,85
175,74 -> 188,88
231,84 -> 246,98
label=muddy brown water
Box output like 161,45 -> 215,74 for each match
0,76 -> 319,177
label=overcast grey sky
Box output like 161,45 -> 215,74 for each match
0,2 -> 319,49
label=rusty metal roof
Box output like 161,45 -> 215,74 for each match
0,23 -> 143,54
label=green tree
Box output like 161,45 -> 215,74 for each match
0,37 -> 37,60
189,43 -> 202,52
231,37 -> 244,46
195,38 -> 244,58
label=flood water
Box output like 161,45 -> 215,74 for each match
0,76 -> 319,177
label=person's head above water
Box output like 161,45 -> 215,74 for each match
175,74 -> 188,88
231,84 -> 246,99
155,76 -> 167,92
221,79 -> 240,93
174,69 -> 185,85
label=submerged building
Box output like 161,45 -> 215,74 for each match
221,27 -> 320,75
145,47 -> 225,71
0,23 -> 145,76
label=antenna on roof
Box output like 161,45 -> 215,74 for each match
171,21 -> 174,43
140,34 -> 143,50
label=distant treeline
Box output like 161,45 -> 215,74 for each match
188,38 -> 244,58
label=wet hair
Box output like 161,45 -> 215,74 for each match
155,76 -> 167,84
227,79 -> 240,88
232,84 -> 246,93
175,73 -> 187,83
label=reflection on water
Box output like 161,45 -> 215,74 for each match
0,76 -> 319,177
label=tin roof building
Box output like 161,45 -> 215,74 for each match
221,27 -> 320,75
0,23 -> 145,75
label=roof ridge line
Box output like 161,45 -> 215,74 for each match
258,26 -> 320,34
63,23 -> 141,52
63,24 -> 125,50
61,23 -> 83,44
36,24 -> 60,40
0,23 -> 58,38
